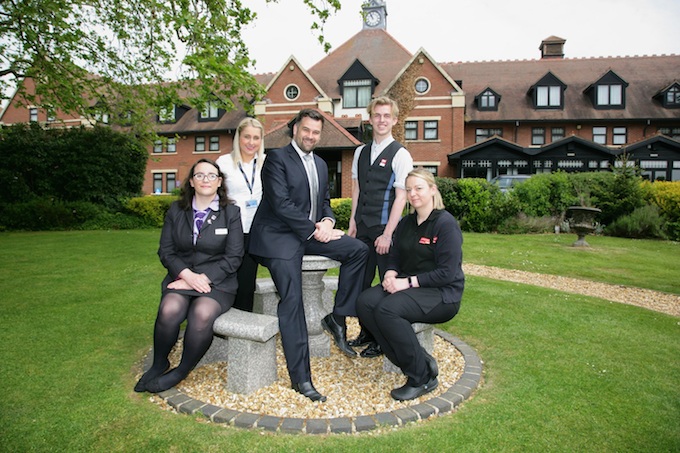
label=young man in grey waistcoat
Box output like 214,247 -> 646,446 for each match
347,96 -> 414,357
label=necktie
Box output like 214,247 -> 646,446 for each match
194,210 -> 207,243
303,153 -> 319,221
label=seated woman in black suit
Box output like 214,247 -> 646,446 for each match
135,158 -> 244,393
356,168 -> 465,401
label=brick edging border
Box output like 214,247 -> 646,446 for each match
150,330 -> 482,434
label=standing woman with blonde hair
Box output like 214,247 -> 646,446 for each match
356,168 -> 465,401
217,117 -> 265,311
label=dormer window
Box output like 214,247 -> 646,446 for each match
158,105 -> 176,123
666,86 -> 680,106
475,88 -> 500,111
529,72 -> 566,109
338,59 -> 378,109
537,86 -> 561,108
343,79 -> 372,108
199,102 -> 220,120
597,84 -> 623,107
654,83 -> 680,109
585,70 -> 628,109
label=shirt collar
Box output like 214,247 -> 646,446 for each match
192,195 -> 220,212
291,140 -> 314,160
372,135 -> 395,153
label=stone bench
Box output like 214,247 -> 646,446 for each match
200,308 -> 279,395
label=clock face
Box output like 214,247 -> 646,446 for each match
365,11 -> 381,27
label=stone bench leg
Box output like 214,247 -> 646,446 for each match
253,278 -> 279,316
198,335 -> 229,367
322,276 -> 338,315
383,323 -> 435,373
226,335 -> 277,394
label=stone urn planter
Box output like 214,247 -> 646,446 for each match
566,206 -> 601,247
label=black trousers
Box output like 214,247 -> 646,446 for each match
257,235 -> 368,384
357,285 -> 460,386
233,234 -> 258,312
355,221 -> 389,289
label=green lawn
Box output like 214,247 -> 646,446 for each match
1,230 -> 678,452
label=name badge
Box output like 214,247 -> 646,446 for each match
245,199 -> 259,209
215,228 -> 229,235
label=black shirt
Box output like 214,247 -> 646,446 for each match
387,209 -> 465,304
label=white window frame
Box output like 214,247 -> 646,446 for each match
423,120 -> 438,140
597,84 -> 623,106
593,127 -> 607,145
200,102 -> 219,119
343,79 -> 372,109
209,136 -> 220,152
195,136 -> 206,152
405,121 -> 418,140
537,86 -> 561,107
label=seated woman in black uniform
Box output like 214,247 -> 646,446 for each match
356,167 -> 465,401
135,158 -> 244,393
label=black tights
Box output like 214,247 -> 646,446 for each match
145,293 -> 222,390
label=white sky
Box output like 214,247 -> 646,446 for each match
241,0 -> 680,74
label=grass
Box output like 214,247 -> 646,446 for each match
1,230 -> 678,452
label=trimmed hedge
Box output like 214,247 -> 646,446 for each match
126,195 -> 177,228
437,177 -> 511,232
331,198 -> 352,230
0,123 -> 147,208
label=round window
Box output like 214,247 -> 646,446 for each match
415,78 -> 430,94
285,84 -> 300,101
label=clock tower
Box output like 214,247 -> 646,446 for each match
362,0 -> 387,30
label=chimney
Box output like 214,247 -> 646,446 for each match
539,36 -> 566,59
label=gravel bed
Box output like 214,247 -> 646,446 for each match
148,319 -> 465,420
464,264 -> 680,318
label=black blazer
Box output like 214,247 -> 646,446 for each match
249,143 -> 334,260
158,201 -> 244,294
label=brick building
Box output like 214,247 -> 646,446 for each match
2,0 -> 679,197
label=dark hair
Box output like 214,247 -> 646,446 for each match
290,108 -> 325,136
178,158 -> 230,210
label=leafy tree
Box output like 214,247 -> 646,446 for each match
0,0 -> 341,137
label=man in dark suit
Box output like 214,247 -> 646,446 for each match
249,109 -> 368,402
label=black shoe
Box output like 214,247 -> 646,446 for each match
292,381 -> 327,402
390,376 -> 438,401
134,361 -> 170,393
321,314 -> 357,357
423,350 -> 439,378
144,376 -> 174,394
360,341 -> 383,358
348,329 -> 373,347
144,368 -> 187,394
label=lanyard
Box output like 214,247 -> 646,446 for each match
237,157 -> 257,195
